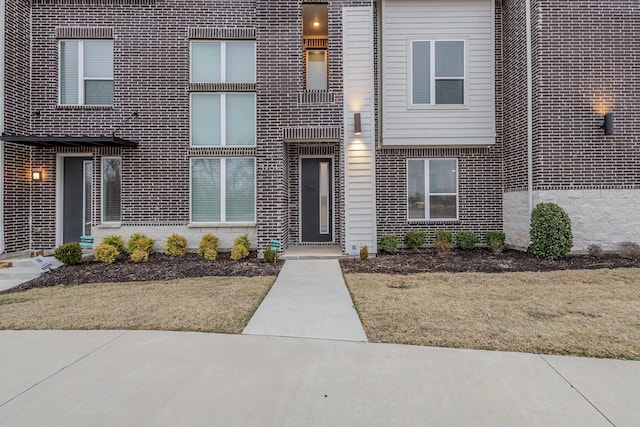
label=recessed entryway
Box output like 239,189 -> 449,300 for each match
301,157 -> 333,243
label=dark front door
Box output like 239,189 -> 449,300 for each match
63,157 -> 92,243
301,158 -> 332,242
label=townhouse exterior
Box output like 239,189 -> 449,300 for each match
1,0 -> 638,257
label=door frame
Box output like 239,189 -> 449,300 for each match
299,155 -> 335,243
56,153 -> 93,246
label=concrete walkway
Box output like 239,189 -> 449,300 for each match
243,259 -> 367,342
0,257 -> 60,292
1,330 -> 639,426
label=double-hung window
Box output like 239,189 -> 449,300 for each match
102,157 -> 121,223
407,159 -> 458,220
60,40 -> 113,105
411,40 -> 465,105
191,158 -> 256,223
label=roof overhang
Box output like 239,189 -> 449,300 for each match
0,135 -> 139,148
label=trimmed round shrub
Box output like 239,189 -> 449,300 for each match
204,248 -> 218,261
379,235 -> 398,254
165,233 -> 187,257
234,233 -> 251,253
198,234 -> 220,257
359,245 -> 369,260
405,230 -> 427,250
94,243 -> 119,264
128,233 -> 154,254
455,231 -> 478,250
53,242 -> 82,265
264,248 -> 278,263
130,249 -> 149,263
231,243 -> 249,261
434,231 -> 454,252
529,202 -> 573,260
485,231 -> 506,253
101,235 -> 126,254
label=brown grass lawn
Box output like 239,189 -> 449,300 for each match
345,269 -> 640,359
0,277 -> 274,333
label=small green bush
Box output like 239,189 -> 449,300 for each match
165,233 -> 187,257
379,235 -> 398,254
360,245 -> 369,260
455,231 -> 478,250
101,235 -> 126,253
94,243 -> 119,264
130,249 -> 149,263
198,233 -> 220,257
231,243 -> 249,261
485,231 -> 506,253
264,248 -> 278,263
405,230 -> 427,250
204,248 -> 218,261
434,231 -> 454,252
53,242 -> 82,265
530,202 -> 573,260
128,233 -> 154,254
234,233 -> 251,254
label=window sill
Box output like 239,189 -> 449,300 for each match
96,222 -> 121,228
187,222 -> 256,228
406,104 -> 469,111
56,105 -> 113,111
407,219 -> 461,224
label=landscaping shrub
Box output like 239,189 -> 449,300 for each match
94,243 -> 119,264
405,230 -> 427,250
234,233 -> 251,254
433,231 -> 453,252
485,231 -> 506,253
128,233 -> 154,254
360,245 -> 369,260
455,231 -> 478,250
231,243 -> 249,261
619,242 -> 640,261
264,248 -> 278,263
529,202 -> 573,260
101,235 -> 126,253
204,248 -> 218,261
53,242 -> 82,265
379,235 -> 398,254
130,249 -> 149,263
165,233 -> 187,257
198,234 -> 220,257
587,244 -> 603,259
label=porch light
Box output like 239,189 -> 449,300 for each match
602,112 -> 614,135
32,170 -> 43,182
354,113 -> 362,136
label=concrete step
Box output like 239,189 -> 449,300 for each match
0,267 -> 42,281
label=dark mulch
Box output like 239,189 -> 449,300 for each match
339,248 -> 640,274
3,252 -> 284,294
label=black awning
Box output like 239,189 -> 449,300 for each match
0,135 -> 138,148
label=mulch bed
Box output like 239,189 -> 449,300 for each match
3,252 -> 284,294
339,248 -> 640,274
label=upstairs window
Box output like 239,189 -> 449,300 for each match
60,40 -> 113,105
303,3 -> 328,90
411,40 -> 465,105
190,93 -> 256,146
190,41 -> 256,83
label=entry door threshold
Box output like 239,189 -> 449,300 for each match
282,245 -> 345,260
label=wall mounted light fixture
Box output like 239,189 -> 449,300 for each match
32,170 -> 43,182
602,112 -> 614,135
354,113 -> 362,136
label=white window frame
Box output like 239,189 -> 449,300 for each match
189,157 -> 257,224
58,39 -> 114,106
189,93 -> 257,147
101,156 -> 122,224
408,39 -> 467,107
189,40 -> 256,83
407,158 -> 459,221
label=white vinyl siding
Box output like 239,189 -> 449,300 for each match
102,157 -> 121,223
408,158 -> 458,220
382,0 -> 495,146
190,93 -> 256,146
60,40 -> 113,106
190,41 -> 256,83
191,158 -> 256,223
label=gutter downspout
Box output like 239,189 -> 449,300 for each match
525,0 -> 534,219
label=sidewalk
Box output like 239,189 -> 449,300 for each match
0,256 -> 60,292
243,259 -> 367,342
1,330 -> 639,426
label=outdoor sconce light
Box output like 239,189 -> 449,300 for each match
32,170 -> 43,182
602,112 -> 614,136
354,113 -> 362,136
